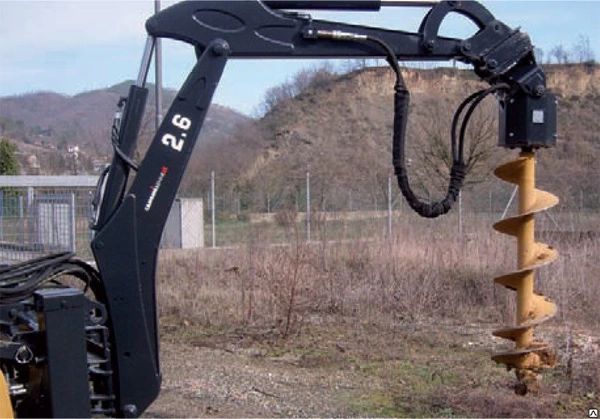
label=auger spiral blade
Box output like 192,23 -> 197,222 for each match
491,151 -> 559,395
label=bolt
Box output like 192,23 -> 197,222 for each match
424,40 -> 435,52
123,404 -> 138,418
488,59 -> 498,69
15,345 -> 34,364
534,85 -> 546,96
212,40 -> 230,57
94,241 -> 104,250
461,41 -> 472,52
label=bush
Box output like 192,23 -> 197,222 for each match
274,207 -> 297,228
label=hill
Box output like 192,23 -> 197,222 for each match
1,64 -> 598,213
0,82 -> 250,174
181,63 -> 600,213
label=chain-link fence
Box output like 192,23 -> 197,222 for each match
0,174 -> 596,259
203,171 -> 600,247
0,177 -> 205,263
0,176 -> 97,262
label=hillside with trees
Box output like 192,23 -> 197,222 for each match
0,63 -> 598,214
0,82 -> 249,175
180,63 -> 599,214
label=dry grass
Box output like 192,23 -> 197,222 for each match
157,219 -> 600,332
155,219 -> 599,417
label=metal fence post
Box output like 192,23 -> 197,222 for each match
70,192 -> 76,252
267,192 -> 271,213
501,186 -> 518,220
18,195 -> 24,244
387,175 -> 392,237
458,190 -> 463,235
27,187 -> 34,246
211,170 -> 216,248
306,171 -> 311,243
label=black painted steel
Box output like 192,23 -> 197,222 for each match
499,91 -> 557,149
1,290 -> 91,418
0,3 -> 555,415
145,0 -> 462,60
86,1 -> 556,417
94,86 -> 149,230
263,0 -> 381,10
34,289 -> 91,418
91,40 -> 229,417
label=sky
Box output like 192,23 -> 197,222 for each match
0,1 -> 598,116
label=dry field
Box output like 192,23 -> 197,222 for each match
149,220 -> 600,417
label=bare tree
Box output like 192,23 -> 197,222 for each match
534,47 -> 544,65
549,44 -> 571,64
573,34 -> 595,63
410,95 -> 501,198
260,83 -> 296,115
260,63 -> 336,114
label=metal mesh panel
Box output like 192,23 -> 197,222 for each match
202,171 -> 600,247
0,175 -> 596,256
160,198 -> 204,249
0,186 -> 94,262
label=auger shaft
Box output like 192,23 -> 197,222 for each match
492,150 -> 559,395
514,151 -> 541,394
516,151 -> 535,349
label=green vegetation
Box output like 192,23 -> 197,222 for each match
204,217 -> 390,247
0,138 -> 19,175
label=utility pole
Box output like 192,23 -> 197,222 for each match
154,0 -> 163,131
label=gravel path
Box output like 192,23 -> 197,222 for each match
144,323 -> 600,418
145,340 -> 366,418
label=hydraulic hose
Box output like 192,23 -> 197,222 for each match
392,84 -> 467,218
365,35 -> 508,218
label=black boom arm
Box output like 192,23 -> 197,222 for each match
91,1 -> 556,416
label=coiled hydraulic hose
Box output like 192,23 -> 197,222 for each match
364,35 -> 510,218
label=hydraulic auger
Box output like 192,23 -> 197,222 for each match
488,75 -> 558,394
492,150 -> 559,394
0,1 -> 561,417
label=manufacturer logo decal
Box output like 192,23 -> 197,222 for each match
145,166 -> 168,212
